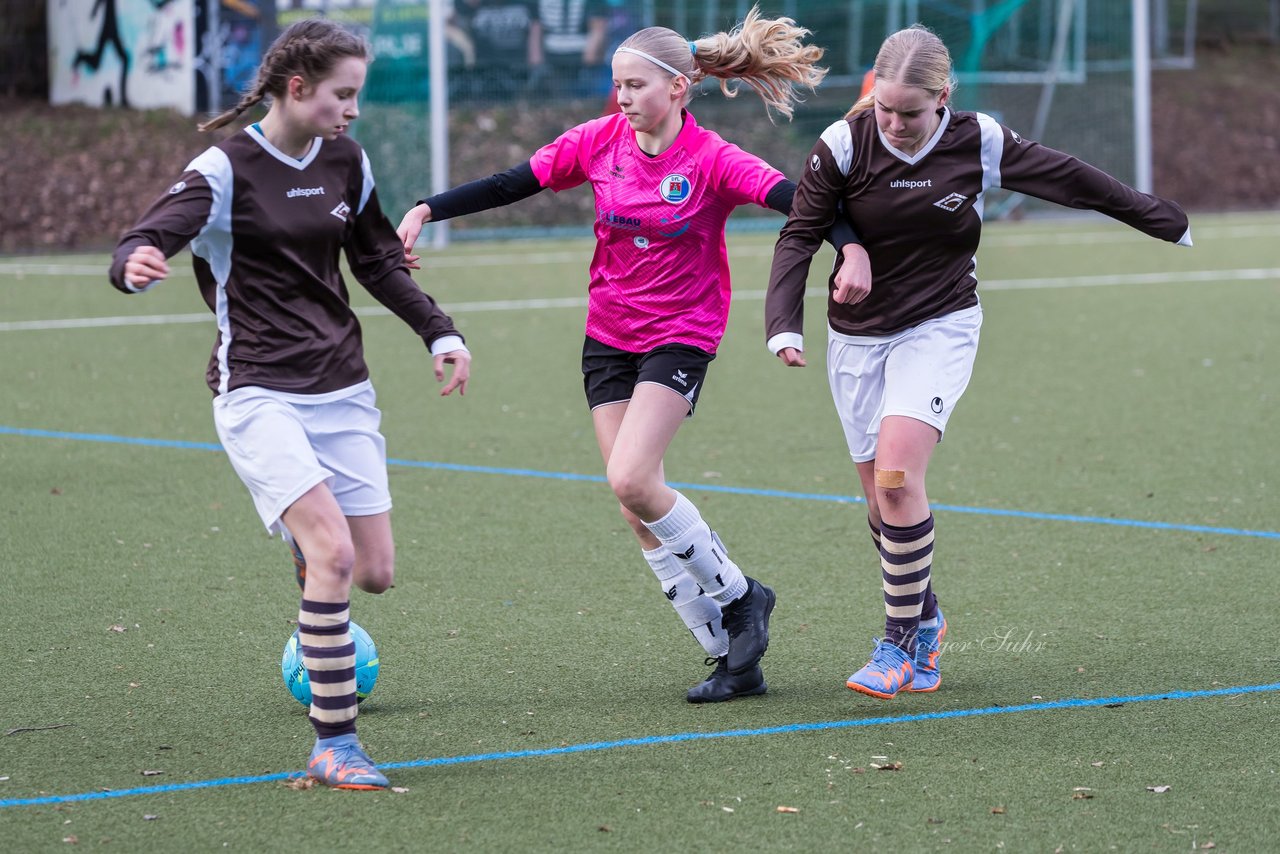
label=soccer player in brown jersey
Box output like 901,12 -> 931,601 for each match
766,25 -> 1191,700
109,19 -> 471,789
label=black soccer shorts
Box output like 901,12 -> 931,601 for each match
581,336 -> 715,415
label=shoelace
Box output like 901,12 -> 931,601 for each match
869,638 -> 901,664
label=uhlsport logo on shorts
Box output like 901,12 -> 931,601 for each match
659,174 -> 691,204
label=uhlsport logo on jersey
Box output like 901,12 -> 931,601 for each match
933,192 -> 968,212
168,180 -> 186,194
659,174 -> 691,204
330,201 -> 352,221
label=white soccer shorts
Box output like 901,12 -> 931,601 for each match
826,305 -> 983,463
212,382 -> 392,534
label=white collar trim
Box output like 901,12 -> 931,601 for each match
246,125 -> 323,170
879,106 -> 951,165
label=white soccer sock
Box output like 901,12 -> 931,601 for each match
643,492 -> 748,607
643,545 -> 728,658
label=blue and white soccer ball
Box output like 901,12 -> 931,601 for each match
281,621 -> 380,707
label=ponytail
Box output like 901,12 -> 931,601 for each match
618,5 -> 827,120
199,82 -> 268,133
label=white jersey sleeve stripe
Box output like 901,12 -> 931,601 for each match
186,146 -> 236,395
819,119 -> 855,177
358,150 -> 375,215
975,112 -> 1004,191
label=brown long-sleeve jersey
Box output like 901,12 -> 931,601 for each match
110,127 -> 461,396
766,107 -> 1191,344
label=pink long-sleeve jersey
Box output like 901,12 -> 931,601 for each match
530,111 -> 785,354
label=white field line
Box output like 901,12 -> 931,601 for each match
4,220 -> 1280,280
1,267 -> 1276,332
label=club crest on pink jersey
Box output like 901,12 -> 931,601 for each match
659,174 -> 691,204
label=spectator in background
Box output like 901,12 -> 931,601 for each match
530,0 -> 608,96
221,18 -> 262,103
453,0 -> 542,100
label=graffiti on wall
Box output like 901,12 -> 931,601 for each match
211,0 -> 264,109
49,0 -> 196,112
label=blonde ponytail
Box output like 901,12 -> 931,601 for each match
618,5 -> 827,121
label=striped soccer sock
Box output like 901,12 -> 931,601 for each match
920,581 -> 939,624
880,515 -> 936,655
298,599 -> 358,740
871,515 -> 937,623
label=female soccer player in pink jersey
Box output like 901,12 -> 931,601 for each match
399,7 -> 854,703
767,25 -> 1190,700
110,19 -> 471,789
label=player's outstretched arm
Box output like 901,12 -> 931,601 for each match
398,163 -> 548,270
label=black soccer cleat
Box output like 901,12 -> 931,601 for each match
720,577 -> 776,675
686,656 -> 767,703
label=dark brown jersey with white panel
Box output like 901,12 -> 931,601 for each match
110,127 -> 462,396
766,107 -> 1191,345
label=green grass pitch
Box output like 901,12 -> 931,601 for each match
1,211 -> 1277,851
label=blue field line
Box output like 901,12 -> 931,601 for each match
3,682 -> 1278,809
3,424 -> 1278,541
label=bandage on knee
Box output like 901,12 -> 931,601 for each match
875,469 -> 906,489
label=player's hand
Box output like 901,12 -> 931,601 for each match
124,245 -> 169,288
778,346 -> 806,368
832,243 -> 872,305
434,348 -> 470,396
396,203 -> 433,270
